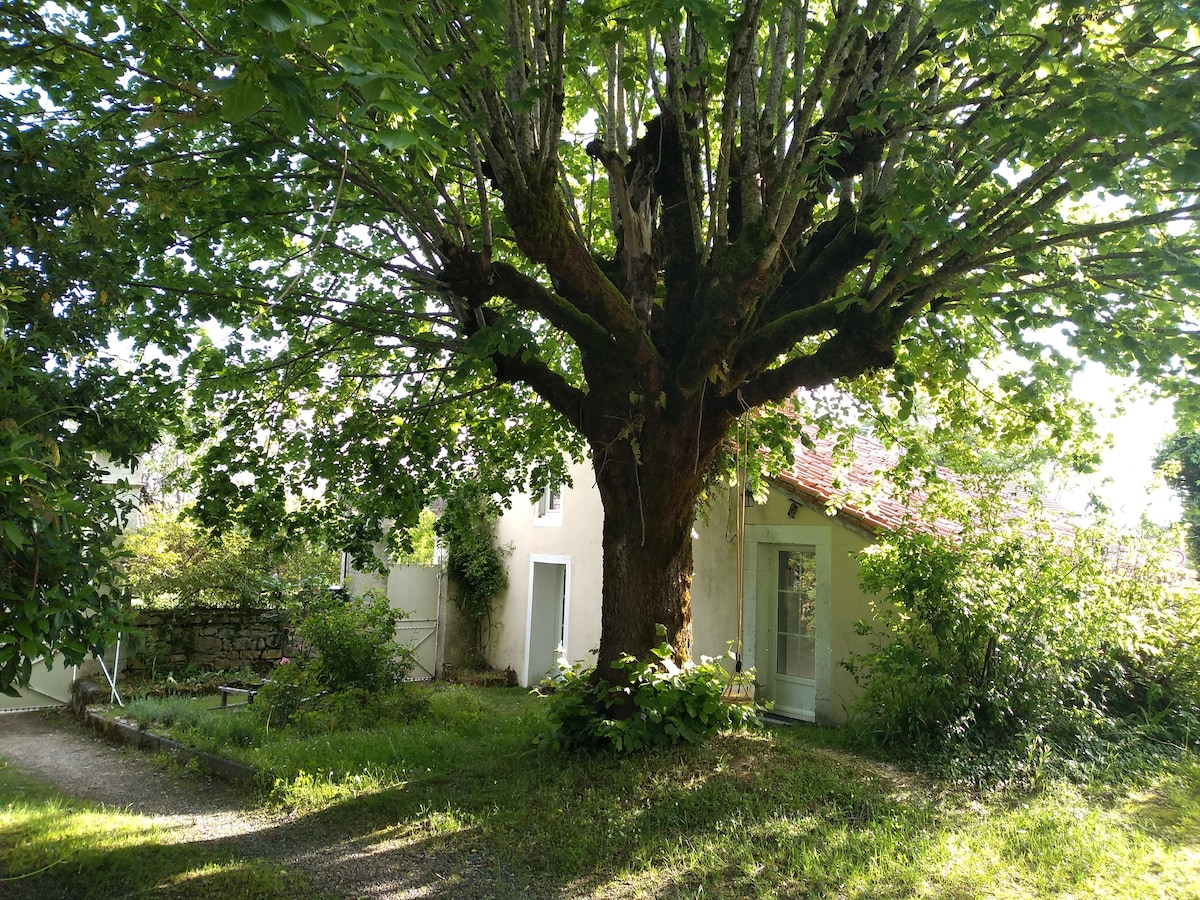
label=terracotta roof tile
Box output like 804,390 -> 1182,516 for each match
771,434 -> 971,538
769,430 -> 1192,580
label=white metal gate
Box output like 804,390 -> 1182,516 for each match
347,562 -> 443,680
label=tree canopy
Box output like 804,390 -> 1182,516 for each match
0,282 -> 165,693
3,0 -> 1198,691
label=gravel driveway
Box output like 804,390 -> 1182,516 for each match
0,708 -> 536,899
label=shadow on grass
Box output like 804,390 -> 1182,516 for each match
0,790 -> 529,900
6,718 -> 1198,900
231,726 -> 950,899
5,726 -> 927,899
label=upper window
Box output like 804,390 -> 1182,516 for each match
535,485 -> 563,526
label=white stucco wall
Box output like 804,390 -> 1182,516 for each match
491,462 -> 605,683
487,459 -> 883,724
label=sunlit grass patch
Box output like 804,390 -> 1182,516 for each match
151,858 -> 316,898
1120,753 -> 1200,841
417,802 -> 477,836
1,799 -> 167,873
0,761 -> 324,899
268,766 -> 401,811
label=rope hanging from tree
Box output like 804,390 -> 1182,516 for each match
721,394 -> 755,705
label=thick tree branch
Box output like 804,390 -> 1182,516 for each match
729,221 -> 882,385
468,256 -> 616,358
490,344 -> 587,431
735,305 -> 903,411
499,181 -> 657,366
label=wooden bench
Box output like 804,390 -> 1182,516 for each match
217,685 -> 260,708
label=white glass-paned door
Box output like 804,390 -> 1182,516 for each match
776,548 -> 816,681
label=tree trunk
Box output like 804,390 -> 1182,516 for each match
589,408 -> 724,689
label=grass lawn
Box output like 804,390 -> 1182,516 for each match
6,684 -> 1199,898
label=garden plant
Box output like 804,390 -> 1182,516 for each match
845,490 -> 1200,785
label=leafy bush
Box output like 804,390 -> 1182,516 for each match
256,656 -> 322,727
123,508 -> 338,609
437,483 -> 510,667
844,493 -> 1200,781
297,590 -> 415,694
0,275 -> 169,696
540,632 -> 763,752
271,685 -> 432,736
254,590 -> 419,727
256,656 -> 430,732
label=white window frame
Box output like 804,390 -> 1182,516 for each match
534,484 -> 563,526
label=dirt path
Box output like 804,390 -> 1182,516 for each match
0,709 -> 534,899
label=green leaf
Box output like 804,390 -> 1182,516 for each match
377,128 -> 418,152
222,77 -> 266,123
2,521 -> 28,549
247,0 -> 293,32
283,0 -> 330,27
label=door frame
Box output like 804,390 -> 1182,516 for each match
523,554 -> 572,686
741,524 -> 832,721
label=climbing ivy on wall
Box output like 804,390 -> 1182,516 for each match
437,483 -> 509,668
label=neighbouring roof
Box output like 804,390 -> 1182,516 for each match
772,434 -> 1196,583
769,432 -> 1086,541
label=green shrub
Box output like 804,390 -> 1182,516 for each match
279,685 -> 432,735
844,494 -> 1200,781
297,590 -> 415,694
541,632 -> 763,752
255,674 -> 430,735
123,508 -> 338,609
255,590 -> 419,727
256,657 -> 322,727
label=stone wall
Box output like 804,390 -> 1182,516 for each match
127,608 -> 293,675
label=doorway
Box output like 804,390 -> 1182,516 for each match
751,535 -> 830,721
525,556 -> 570,685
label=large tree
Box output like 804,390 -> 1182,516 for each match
4,0 -> 1198,690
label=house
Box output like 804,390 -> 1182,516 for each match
485,434 -> 943,724
349,433 -> 1154,724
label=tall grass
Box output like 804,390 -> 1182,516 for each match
124,695 -> 262,749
